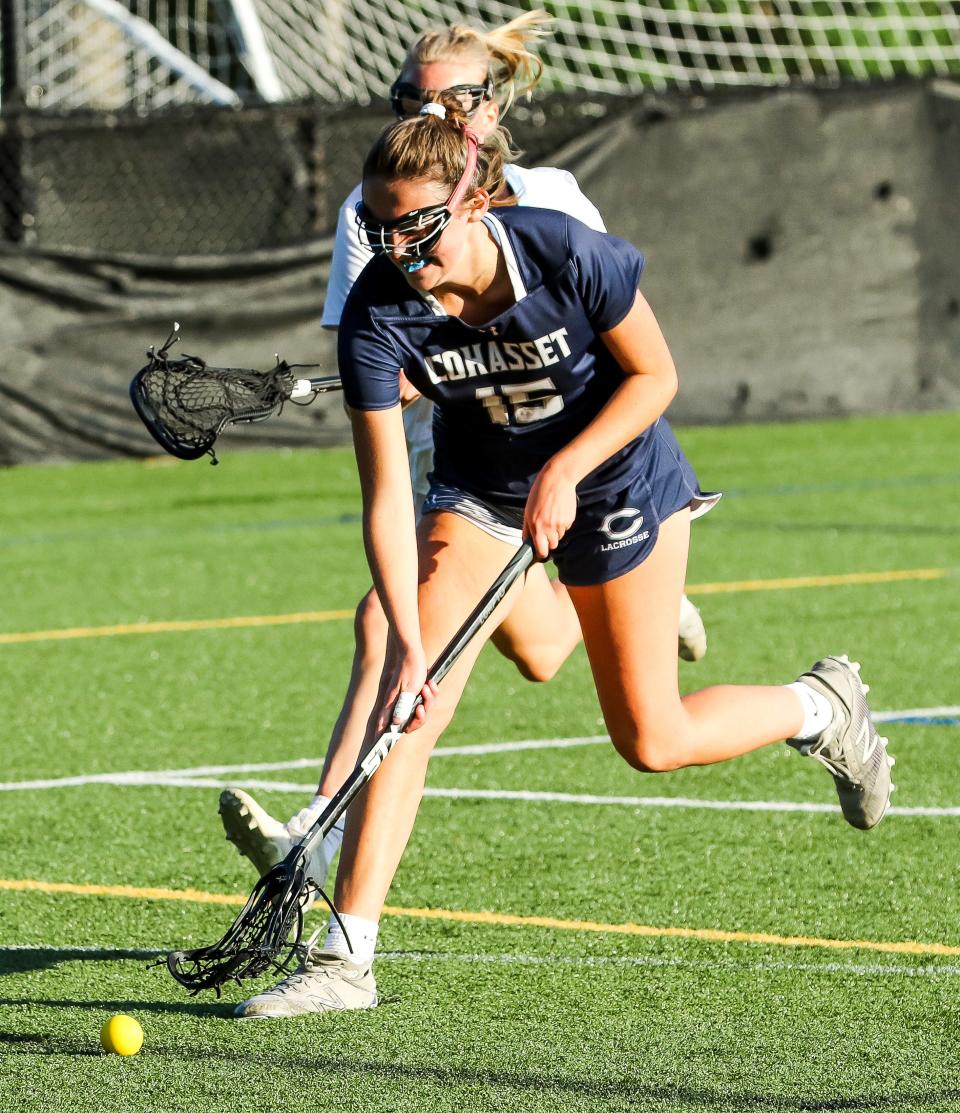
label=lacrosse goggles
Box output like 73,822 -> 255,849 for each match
389,74 -> 494,118
355,105 -> 480,274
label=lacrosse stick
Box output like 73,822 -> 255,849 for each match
166,540 -> 536,995
129,323 -> 342,463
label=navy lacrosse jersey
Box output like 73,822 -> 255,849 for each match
339,207 -> 663,509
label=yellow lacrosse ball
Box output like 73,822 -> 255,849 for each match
100,1014 -> 144,1056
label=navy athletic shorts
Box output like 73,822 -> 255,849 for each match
422,420 -> 720,586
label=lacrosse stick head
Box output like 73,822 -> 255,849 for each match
129,324 -> 298,462
165,852 -> 310,995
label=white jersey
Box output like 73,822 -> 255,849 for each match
322,163 -> 606,503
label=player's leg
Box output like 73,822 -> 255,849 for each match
568,509 -> 892,825
333,510 -> 524,918
489,564 -> 581,682
490,564 -> 708,681
218,584 -> 391,885
235,511 -> 521,1018
220,404 -> 435,880
569,509 -> 802,769
317,588 -> 390,793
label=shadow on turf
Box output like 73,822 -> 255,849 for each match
0,948 -> 166,977
0,949 -> 231,1017
0,1014 -> 956,1108
0,1030 -> 104,1056
2,958 -> 957,1107
3,1025 -> 955,1112
0,996 -> 233,1019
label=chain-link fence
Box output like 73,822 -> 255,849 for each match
0,92 -> 624,255
1,4 -> 958,465
2,3 -> 959,255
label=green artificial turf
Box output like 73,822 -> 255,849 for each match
1,412 -> 958,1112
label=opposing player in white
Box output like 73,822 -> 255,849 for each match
219,10 -> 707,921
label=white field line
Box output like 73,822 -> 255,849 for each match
384,950 -> 960,978
2,943 -> 959,979
0,738 -> 614,793
29,771 -> 953,818
0,735 -> 613,792
1,708 -> 957,818
0,945 -> 163,957
421,788 -> 958,818
1,709 -> 956,794
1,773 -> 959,819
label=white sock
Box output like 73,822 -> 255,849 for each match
286,793 -> 345,840
325,912 -> 378,965
285,794 -> 346,880
786,682 -> 834,740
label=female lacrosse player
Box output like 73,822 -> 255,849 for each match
233,99 -> 895,1019
219,10 -> 705,891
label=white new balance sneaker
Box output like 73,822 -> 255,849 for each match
678,594 -> 707,662
235,946 -> 378,1019
218,788 -> 341,890
787,655 -> 895,830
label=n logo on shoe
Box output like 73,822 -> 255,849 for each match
858,718 -> 877,763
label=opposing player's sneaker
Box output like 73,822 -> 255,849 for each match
678,594 -> 707,662
219,788 -> 340,892
219,788 -> 294,876
787,655 -> 895,830
234,946 -> 378,1019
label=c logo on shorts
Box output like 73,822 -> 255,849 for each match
600,507 -> 645,541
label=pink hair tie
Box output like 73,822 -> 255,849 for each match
447,127 -> 480,210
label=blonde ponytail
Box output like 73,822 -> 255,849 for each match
363,91 -> 511,202
406,9 -> 553,116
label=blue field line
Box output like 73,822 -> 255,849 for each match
874,709 -> 960,727
882,715 -> 960,726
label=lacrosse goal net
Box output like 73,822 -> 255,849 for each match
6,1 -> 960,112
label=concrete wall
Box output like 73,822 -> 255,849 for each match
577,81 -> 960,423
0,81 -> 957,464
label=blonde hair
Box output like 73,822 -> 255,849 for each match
405,9 -> 552,115
363,91 -> 512,205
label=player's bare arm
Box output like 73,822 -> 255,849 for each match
349,401 -> 432,728
523,293 -> 679,558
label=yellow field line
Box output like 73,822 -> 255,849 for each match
0,609 -> 354,645
0,878 -> 244,906
0,568 -> 947,646
689,567 -> 946,595
2,878 -> 957,958
382,904 -> 960,957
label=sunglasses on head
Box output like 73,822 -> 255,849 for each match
389,76 -> 494,118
